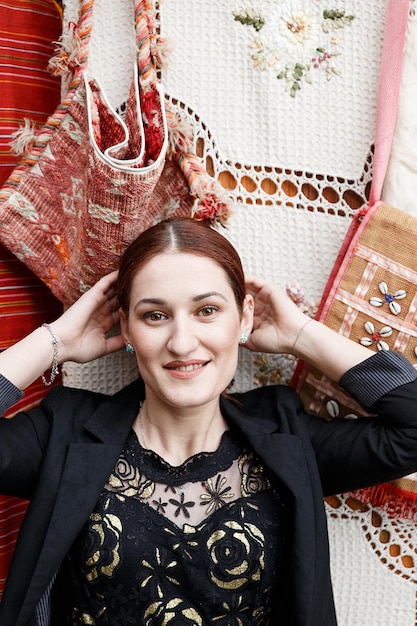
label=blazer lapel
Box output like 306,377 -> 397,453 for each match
17,388 -> 142,625
222,396 -> 320,626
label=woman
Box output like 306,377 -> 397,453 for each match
0,218 -> 416,626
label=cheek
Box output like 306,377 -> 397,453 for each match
214,322 -> 241,353
133,335 -> 161,360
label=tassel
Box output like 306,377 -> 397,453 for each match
178,152 -> 232,226
48,23 -> 83,76
166,109 -> 194,157
153,36 -> 175,69
9,119 -> 37,156
164,108 -> 232,226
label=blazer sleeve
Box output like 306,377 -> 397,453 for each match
0,375 -> 57,499
302,350 -> 417,496
0,374 -> 24,415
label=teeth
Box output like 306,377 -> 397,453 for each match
176,364 -> 203,372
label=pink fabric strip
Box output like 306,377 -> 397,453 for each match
369,0 -> 410,205
335,289 -> 417,337
355,243 -> 417,283
305,371 -> 366,416
319,202 -> 382,322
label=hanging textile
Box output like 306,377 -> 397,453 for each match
0,0 -> 63,598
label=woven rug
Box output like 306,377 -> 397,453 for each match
0,0 -> 62,597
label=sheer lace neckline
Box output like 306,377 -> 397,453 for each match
128,428 -> 243,484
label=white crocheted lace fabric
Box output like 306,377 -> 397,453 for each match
160,0 -> 385,179
327,494 -> 417,625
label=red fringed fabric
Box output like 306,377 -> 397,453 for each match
351,480 -> 417,522
0,0 -> 62,598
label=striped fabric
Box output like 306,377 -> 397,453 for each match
0,0 -> 62,599
0,0 -> 62,179
0,246 -> 63,352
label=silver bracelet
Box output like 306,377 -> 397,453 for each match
41,323 -> 60,386
292,318 -> 313,354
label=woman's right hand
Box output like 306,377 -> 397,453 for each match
53,271 -> 124,364
0,272 -> 125,392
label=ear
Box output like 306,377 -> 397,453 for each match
240,294 -> 254,336
119,308 -> 131,345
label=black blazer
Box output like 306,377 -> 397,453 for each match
1,358 -> 417,625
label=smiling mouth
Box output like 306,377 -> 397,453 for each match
165,361 -> 209,372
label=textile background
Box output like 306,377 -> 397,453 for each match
0,0 -> 416,622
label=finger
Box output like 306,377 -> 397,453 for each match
245,275 -> 263,288
105,334 -> 125,355
95,271 -> 119,296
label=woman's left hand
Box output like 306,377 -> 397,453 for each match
244,275 -> 374,381
244,276 -> 308,355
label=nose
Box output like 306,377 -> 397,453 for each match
166,316 -> 199,355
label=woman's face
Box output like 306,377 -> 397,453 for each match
120,252 -> 253,412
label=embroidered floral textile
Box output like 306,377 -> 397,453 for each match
233,1 -> 355,96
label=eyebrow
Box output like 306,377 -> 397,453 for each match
193,291 -> 228,302
134,291 -> 228,309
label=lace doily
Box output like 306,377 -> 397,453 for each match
326,494 -> 417,625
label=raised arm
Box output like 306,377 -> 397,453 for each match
0,271 -> 124,391
245,275 -> 373,381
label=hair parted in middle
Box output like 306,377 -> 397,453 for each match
117,218 -> 246,316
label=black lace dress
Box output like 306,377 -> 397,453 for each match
64,427 -> 290,625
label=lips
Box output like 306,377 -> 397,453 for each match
165,360 -> 209,371
164,360 -> 209,377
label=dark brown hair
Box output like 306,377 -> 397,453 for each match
118,218 -> 245,315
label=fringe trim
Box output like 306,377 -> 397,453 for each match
9,119 -> 38,156
48,24 -> 84,76
165,107 -> 232,227
349,482 -> 417,521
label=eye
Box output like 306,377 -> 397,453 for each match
198,305 -> 219,318
143,311 -> 168,322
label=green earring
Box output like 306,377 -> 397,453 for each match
125,343 -> 134,354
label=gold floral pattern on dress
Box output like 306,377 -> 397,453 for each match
207,520 -> 266,589
69,430 -> 285,624
239,452 -> 271,496
140,546 -> 180,596
200,474 -> 235,514
143,597 -> 204,625
233,1 -> 355,96
84,510 -> 122,582
107,454 -> 155,499
72,611 -> 96,624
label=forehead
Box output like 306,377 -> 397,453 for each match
131,252 -> 232,294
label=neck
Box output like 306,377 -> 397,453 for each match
134,398 -> 227,466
